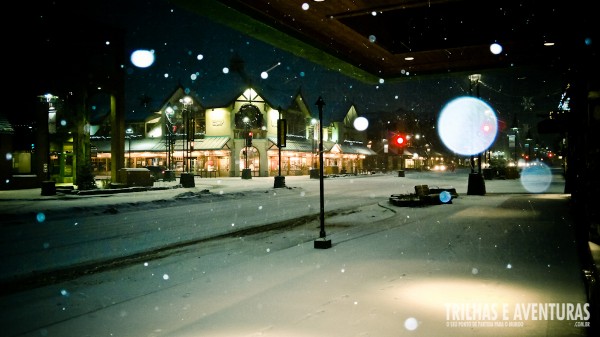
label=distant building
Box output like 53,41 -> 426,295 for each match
90,86 -> 376,178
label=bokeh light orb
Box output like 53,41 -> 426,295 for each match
353,117 -> 369,131
36,212 -> 46,223
520,161 -> 553,193
130,49 -> 155,68
437,96 -> 498,156
404,317 -> 419,331
439,191 -> 452,203
490,43 -> 503,55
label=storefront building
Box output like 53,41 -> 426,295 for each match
91,86 -> 376,179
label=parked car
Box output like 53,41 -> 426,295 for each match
144,165 -> 167,181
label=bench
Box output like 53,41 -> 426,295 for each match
389,184 -> 458,207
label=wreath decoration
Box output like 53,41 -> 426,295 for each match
235,104 -> 263,129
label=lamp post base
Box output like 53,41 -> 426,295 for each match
180,173 -> 195,187
467,172 -> 486,195
314,238 -> 332,249
41,181 -> 56,196
274,175 -> 286,188
241,168 -> 252,179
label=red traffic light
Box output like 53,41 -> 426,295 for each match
246,131 -> 253,146
392,134 -> 406,146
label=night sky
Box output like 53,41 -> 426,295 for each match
21,0 -> 568,129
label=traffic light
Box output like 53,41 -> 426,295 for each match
246,131 -> 253,147
392,134 -> 406,147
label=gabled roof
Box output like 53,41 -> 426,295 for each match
286,88 -> 314,119
217,86 -> 278,112
159,85 -> 204,114
342,105 -> 359,127
131,81 -> 344,129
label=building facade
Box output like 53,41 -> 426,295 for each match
90,86 -> 376,179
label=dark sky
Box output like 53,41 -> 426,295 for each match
22,0 -> 568,128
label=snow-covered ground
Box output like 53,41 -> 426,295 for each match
0,170 -> 593,336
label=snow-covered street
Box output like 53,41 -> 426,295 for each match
0,170 -> 593,336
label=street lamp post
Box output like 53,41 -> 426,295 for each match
467,74 -> 486,195
274,108 -> 286,188
309,118 -> 319,179
311,118 -> 317,167
314,96 -> 331,249
180,96 -> 193,173
241,116 -> 252,179
165,124 -> 169,169
179,96 -> 195,187
38,93 -> 58,196
468,74 -> 481,173
165,105 -> 175,170
126,127 -> 133,168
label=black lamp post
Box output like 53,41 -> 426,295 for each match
309,118 -> 319,179
178,97 -> 195,187
38,93 -> 58,196
311,118 -> 317,166
314,96 -> 331,249
126,127 -> 133,167
165,105 -> 175,170
241,116 -> 252,179
466,74 -> 486,195
180,96 -> 193,173
274,107 -> 286,188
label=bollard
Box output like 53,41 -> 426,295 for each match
41,181 -> 56,196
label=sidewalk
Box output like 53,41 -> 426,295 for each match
1,171 -> 598,337
1,172 -> 597,311
0,173 -> 351,200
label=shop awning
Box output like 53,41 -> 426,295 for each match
339,143 -> 377,155
268,137 -> 314,152
92,136 -> 230,152
188,136 -> 230,150
267,137 -> 376,155
92,137 -> 166,152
